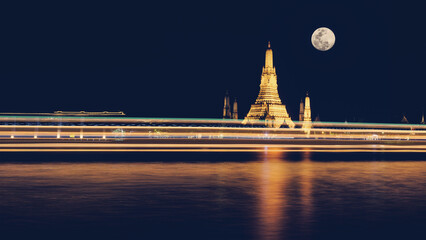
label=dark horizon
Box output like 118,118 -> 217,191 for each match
1,1 -> 425,123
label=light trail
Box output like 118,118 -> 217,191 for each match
0,142 -> 426,152
1,117 -> 426,152
2,143 -> 426,149
1,148 -> 426,153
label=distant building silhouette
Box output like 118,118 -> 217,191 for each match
0,111 -> 125,116
223,91 -> 231,119
401,115 -> 409,123
223,91 -> 238,119
314,114 -> 321,122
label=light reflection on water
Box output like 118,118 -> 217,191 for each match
0,153 -> 426,239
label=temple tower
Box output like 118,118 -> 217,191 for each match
299,99 -> 304,121
302,92 -> 312,130
314,114 -> 320,122
401,115 -> 409,123
421,112 -> 425,124
223,91 -> 231,119
242,42 -> 295,128
232,98 -> 238,119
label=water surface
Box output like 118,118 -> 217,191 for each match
0,152 -> 425,239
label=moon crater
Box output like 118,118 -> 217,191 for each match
311,27 -> 335,51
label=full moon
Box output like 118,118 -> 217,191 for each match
311,27 -> 335,51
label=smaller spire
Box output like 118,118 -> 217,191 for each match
315,114 -> 321,122
268,41 -> 271,48
306,91 -> 309,97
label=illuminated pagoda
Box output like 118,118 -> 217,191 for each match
299,99 -> 304,121
232,98 -> 238,119
242,42 -> 294,128
302,92 -> 312,130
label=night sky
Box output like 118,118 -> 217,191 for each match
1,1 -> 425,123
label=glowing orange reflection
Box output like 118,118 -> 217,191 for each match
2,156 -> 426,239
300,152 -> 313,236
257,151 -> 287,240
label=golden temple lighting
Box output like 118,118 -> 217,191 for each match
302,92 -> 312,132
243,42 -> 295,128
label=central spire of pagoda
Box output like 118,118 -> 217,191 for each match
265,41 -> 273,69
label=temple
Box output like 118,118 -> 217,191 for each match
223,91 -> 231,119
302,92 -> 312,131
299,99 -> 304,121
242,42 -> 294,128
232,98 -> 238,119
223,91 -> 238,119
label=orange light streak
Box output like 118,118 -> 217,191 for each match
2,119 -> 426,151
